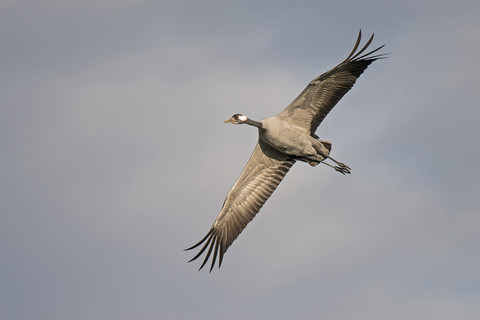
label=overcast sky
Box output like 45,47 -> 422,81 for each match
1,0 -> 480,319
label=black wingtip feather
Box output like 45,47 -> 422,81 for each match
209,240 -> 220,273
344,31 -> 387,64
186,227 -> 228,272
218,242 -> 225,268
184,228 -> 214,251
198,235 -> 215,271
354,44 -> 386,61
345,29 -> 362,61
187,232 -> 214,263
351,34 -> 374,60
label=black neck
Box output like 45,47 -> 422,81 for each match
246,118 -> 263,128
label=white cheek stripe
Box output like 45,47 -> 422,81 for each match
238,115 -> 248,121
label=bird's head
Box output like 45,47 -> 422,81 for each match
224,114 -> 248,125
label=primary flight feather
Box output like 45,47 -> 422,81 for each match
186,30 -> 386,272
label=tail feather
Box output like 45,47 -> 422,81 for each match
320,140 -> 332,152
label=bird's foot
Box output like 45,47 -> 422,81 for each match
322,161 -> 351,174
334,163 -> 351,175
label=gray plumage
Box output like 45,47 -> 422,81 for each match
186,30 -> 386,272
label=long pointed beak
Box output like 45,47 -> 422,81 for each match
224,118 -> 234,123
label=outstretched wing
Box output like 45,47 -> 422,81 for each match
277,30 -> 386,135
185,141 -> 295,272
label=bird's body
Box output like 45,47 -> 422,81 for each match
260,116 -> 330,165
262,117 -> 314,155
186,30 -> 386,272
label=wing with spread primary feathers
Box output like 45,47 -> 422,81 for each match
277,30 -> 386,136
185,141 -> 295,272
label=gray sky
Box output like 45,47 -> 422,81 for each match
1,0 -> 480,319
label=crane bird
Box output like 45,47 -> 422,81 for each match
186,30 -> 386,272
